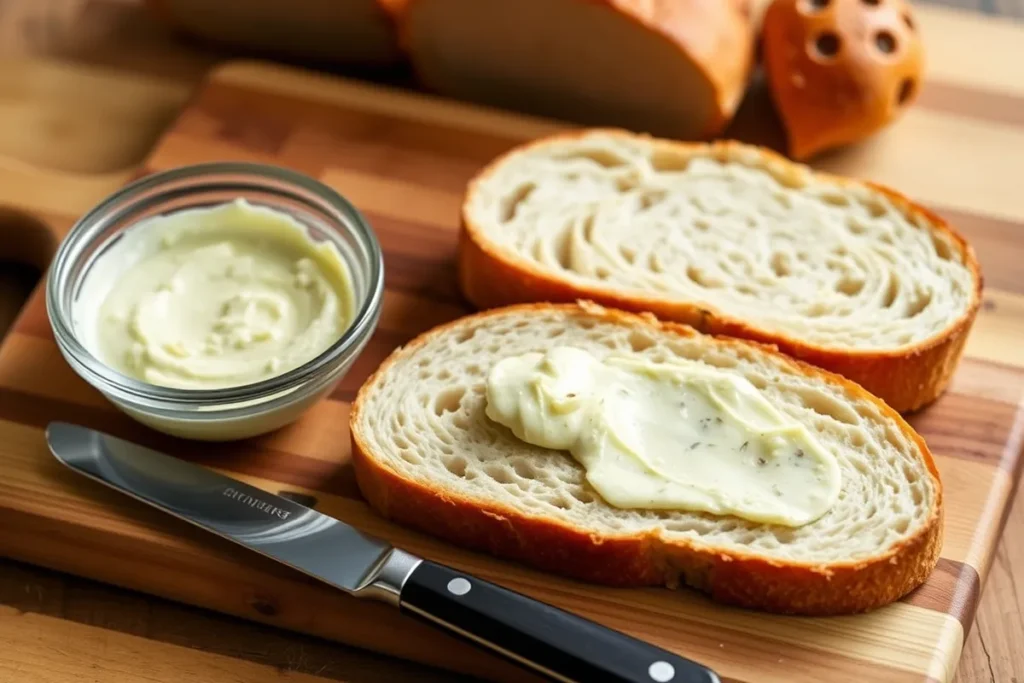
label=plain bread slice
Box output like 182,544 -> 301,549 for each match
459,129 -> 983,412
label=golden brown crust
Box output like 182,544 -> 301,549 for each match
350,301 -> 944,615
761,0 -> 925,160
399,0 -> 754,139
605,0 -> 755,137
458,129 -> 983,413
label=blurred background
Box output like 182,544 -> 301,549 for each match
927,0 -> 1022,12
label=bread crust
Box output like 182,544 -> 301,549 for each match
605,0 -> 755,137
458,129 -> 983,413
398,0 -> 754,139
350,302 -> 943,615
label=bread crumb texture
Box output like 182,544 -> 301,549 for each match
465,131 -> 976,351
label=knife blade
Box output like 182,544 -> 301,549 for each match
46,421 -> 720,683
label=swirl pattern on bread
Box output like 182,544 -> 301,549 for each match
459,130 -> 982,411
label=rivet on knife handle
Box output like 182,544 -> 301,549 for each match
397,560 -> 719,683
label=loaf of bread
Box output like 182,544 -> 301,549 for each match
762,0 -> 925,159
146,0 -> 405,68
459,130 -> 981,412
396,0 -> 755,139
351,302 -> 942,615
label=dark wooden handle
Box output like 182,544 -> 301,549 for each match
399,560 -> 720,683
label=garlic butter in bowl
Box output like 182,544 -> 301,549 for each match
46,163 -> 384,441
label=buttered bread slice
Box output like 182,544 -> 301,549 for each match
459,130 -> 982,412
351,303 -> 942,615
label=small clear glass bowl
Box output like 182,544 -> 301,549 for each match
46,162 -> 384,441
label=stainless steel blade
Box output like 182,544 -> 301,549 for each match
46,422 -> 420,601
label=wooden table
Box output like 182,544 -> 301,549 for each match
0,2 -> 1020,682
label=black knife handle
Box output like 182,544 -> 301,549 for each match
399,560 -> 719,683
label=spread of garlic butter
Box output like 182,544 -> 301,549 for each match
485,347 -> 842,526
75,199 -> 355,390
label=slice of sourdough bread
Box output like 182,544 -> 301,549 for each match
350,302 -> 942,615
459,129 -> 982,412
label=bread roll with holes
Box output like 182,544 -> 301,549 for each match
397,0 -> 755,139
350,302 -> 942,614
762,0 -> 924,160
458,129 -> 981,412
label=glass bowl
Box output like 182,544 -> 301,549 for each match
46,162 -> 384,441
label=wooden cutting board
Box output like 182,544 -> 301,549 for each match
0,59 -> 1022,683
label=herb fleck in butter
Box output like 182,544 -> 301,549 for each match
84,199 -> 355,390
484,346 -> 843,527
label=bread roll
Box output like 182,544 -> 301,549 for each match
761,0 -> 925,159
397,0 -> 755,139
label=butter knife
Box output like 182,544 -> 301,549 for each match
46,422 -> 719,683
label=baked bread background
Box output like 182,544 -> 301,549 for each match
459,129 -> 982,412
146,0 -> 927,155
350,302 -> 943,615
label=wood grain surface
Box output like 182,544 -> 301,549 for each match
0,2 -> 1021,683
0,51 -> 1022,682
